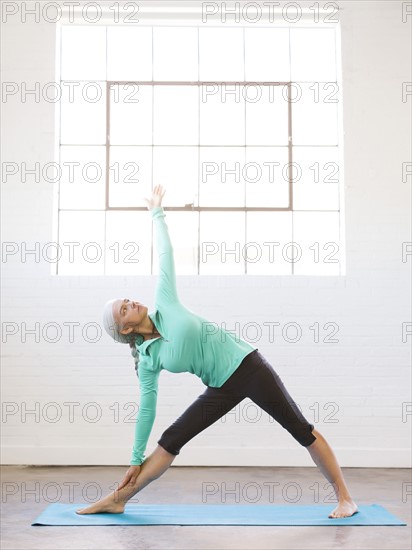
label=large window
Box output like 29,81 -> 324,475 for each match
57,24 -> 343,276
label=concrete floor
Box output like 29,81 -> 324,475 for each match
1,465 -> 411,550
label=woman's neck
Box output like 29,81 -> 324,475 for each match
142,318 -> 161,341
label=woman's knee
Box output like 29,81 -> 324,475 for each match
156,443 -> 179,459
156,432 -> 183,459
290,422 -> 317,447
301,424 -> 318,447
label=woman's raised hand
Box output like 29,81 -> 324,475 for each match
144,185 -> 166,210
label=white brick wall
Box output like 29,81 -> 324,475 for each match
1,1 -> 411,467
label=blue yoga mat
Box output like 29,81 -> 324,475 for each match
32,503 -> 406,526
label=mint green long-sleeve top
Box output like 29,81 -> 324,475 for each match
130,206 -> 257,465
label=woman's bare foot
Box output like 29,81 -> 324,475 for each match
328,498 -> 359,518
76,493 -> 125,515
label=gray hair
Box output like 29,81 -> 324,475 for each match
102,298 -> 131,344
102,298 -> 144,377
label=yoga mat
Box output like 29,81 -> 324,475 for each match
32,503 -> 407,526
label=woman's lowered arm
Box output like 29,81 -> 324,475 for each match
117,363 -> 160,491
130,364 -> 161,466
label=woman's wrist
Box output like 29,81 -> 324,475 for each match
150,205 -> 163,213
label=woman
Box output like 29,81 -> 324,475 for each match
77,185 -> 358,519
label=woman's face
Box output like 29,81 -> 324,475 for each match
112,298 -> 147,334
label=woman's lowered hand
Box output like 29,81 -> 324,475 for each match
117,465 -> 142,491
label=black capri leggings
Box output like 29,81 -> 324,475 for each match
157,349 -> 317,456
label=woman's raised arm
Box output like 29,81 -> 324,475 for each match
144,185 -> 180,306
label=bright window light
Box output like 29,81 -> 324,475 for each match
57,23 -> 343,276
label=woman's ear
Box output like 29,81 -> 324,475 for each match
120,325 -> 134,336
